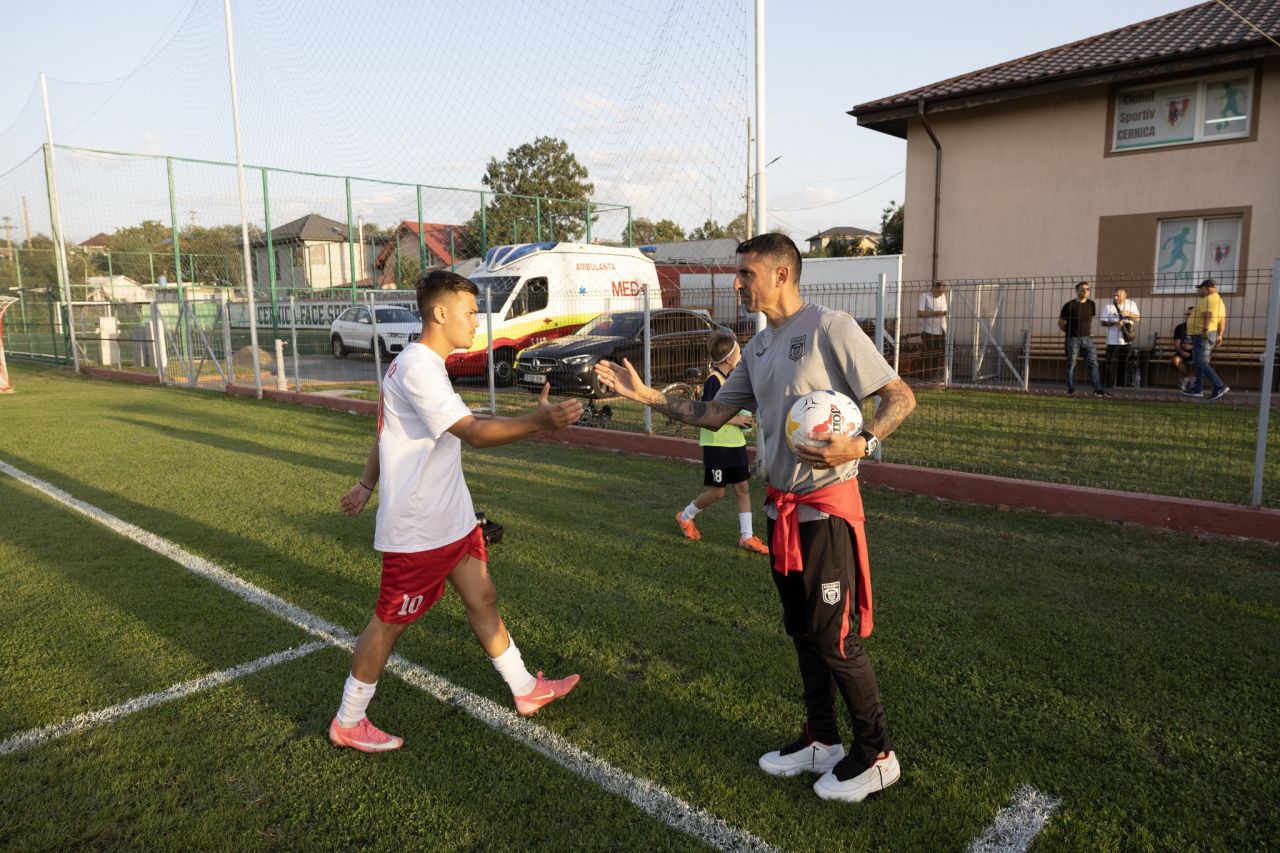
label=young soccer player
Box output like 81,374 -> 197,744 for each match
674,331 -> 769,554
329,270 -> 582,753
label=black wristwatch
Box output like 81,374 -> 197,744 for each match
858,430 -> 879,456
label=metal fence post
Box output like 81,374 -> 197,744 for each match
346,177 -> 357,305
167,157 -> 194,383
368,291 -> 382,393
485,284 -> 496,415
289,294 -> 301,393
416,185 -> 426,271
1023,278 -> 1034,391
1251,260 -> 1280,507
643,281 -> 652,434
262,167 -> 279,341
873,274 -> 886,460
221,288 -> 234,386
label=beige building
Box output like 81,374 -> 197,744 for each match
851,0 -> 1279,341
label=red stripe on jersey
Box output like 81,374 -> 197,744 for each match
838,592 -> 851,660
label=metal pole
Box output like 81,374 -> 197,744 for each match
223,0 -> 262,398
643,281 -> 652,434
753,0 -> 766,238
585,200 -> 592,244
626,206 -> 633,248
289,294 -> 300,393
1023,279 -> 1034,391
346,177 -> 357,304
220,288 -> 234,386
369,291 -> 383,393
416,185 -> 426,272
485,284 -> 496,415
262,168 -> 279,341
480,192 -> 487,258
1251,260 -> 1280,507
167,157 -> 194,383
39,75 -> 79,372
536,197 -> 542,242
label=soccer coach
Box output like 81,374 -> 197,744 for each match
595,232 -> 915,804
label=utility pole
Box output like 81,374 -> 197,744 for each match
1,216 -> 12,260
745,117 -> 753,238
21,196 -> 31,244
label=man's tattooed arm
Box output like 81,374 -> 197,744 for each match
864,378 -> 916,438
652,395 -> 740,430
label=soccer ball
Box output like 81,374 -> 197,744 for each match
784,390 -> 862,451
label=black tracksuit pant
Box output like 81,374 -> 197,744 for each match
767,514 -> 891,770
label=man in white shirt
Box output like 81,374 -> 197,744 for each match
1100,287 -> 1141,388
329,270 -> 584,752
916,281 -> 948,382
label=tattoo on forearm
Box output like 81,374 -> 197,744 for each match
653,395 -> 733,428
867,389 -> 914,438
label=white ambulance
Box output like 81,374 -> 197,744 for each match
448,241 -> 661,384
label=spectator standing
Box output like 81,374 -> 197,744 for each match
1183,278 -> 1229,401
1100,288 -> 1141,388
1058,281 -> 1108,397
916,281 -> 948,382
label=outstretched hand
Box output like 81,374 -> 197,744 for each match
594,358 -> 647,402
339,482 -> 372,517
533,382 -> 584,430
792,431 -> 868,471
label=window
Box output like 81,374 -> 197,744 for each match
309,244 -> 328,266
1154,215 -> 1241,292
505,277 -> 549,320
1112,70 -> 1253,152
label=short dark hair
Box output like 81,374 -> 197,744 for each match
737,232 -> 802,284
708,331 -> 738,364
1198,278 -> 1217,289
417,270 -> 478,315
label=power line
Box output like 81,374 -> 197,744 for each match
771,170 -> 904,212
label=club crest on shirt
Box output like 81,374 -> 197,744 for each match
789,335 -> 806,361
821,581 -> 841,605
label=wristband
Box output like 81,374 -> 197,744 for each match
358,480 -> 374,491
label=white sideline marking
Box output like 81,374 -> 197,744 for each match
968,784 -> 1061,853
0,642 -> 326,757
0,460 -> 777,853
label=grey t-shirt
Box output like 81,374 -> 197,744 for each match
715,303 -> 897,516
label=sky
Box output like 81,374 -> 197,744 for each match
0,0 -> 1198,243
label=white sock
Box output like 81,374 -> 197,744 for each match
336,674 -> 377,727
681,502 -> 701,521
739,512 -> 753,538
491,638 -> 537,696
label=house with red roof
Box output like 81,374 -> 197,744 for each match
851,0 -> 1279,318
373,221 -> 469,287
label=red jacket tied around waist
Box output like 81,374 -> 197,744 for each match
766,478 -> 875,638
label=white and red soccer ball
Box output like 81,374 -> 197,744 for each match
784,390 -> 862,451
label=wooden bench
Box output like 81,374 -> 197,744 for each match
1146,333 -> 1269,390
1025,333 -> 1107,384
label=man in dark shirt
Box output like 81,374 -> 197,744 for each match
1170,306 -> 1195,390
1058,281 -> 1107,397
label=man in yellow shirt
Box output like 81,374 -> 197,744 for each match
1182,278 -> 1228,401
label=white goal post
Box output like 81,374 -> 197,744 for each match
0,296 -> 17,393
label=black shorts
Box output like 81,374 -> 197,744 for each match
703,445 -> 750,486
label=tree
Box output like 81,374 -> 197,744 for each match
627,217 -> 685,244
467,136 -> 594,250
689,213 -> 749,242
876,201 -> 904,255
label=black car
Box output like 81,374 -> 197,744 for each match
514,308 -> 733,398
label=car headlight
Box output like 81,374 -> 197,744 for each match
561,354 -> 594,366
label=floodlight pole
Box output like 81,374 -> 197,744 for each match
751,0 -> 768,473
223,0 -> 262,398
40,73 -> 79,373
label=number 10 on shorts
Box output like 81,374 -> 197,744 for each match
398,594 -> 424,616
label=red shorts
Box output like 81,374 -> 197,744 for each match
376,525 -> 487,624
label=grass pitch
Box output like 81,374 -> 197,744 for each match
0,362 -> 1276,850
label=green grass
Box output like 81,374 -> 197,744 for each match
1,361 -> 1277,850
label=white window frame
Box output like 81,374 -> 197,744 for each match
1112,69 -> 1253,153
1152,214 -> 1242,293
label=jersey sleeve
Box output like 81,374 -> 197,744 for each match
400,362 -> 472,438
822,311 -> 896,402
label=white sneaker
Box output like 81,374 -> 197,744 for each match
759,732 -> 845,777
814,750 -> 901,802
